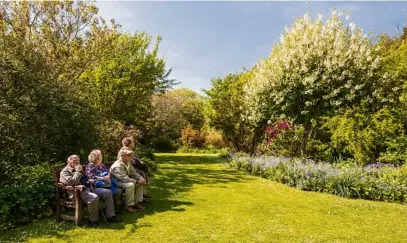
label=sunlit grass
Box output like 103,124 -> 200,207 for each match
2,153 -> 406,243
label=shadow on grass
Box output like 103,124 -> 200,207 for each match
150,155 -> 249,199
0,154 -> 244,242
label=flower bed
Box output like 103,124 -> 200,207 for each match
229,154 -> 407,203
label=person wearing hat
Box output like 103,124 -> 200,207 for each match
110,148 -> 146,213
119,136 -> 151,200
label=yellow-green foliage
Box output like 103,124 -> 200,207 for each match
204,130 -> 225,149
325,108 -> 407,165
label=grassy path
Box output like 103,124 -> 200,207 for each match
2,154 -> 406,242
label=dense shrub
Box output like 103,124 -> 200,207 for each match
80,32 -> 175,123
257,121 -> 331,161
180,127 -> 206,148
150,135 -> 179,152
325,108 -> 407,165
205,71 -> 259,153
0,45 -> 98,183
0,165 -> 55,230
135,146 -> 158,175
204,130 -> 226,149
229,154 -> 407,203
0,1 -> 173,229
208,10 -> 407,166
98,120 -> 141,158
146,88 -> 204,151
218,148 -> 233,159
244,11 -> 383,129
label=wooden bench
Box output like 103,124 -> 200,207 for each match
54,162 -> 114,226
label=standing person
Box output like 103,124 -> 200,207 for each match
60,155 -> 121,227
85,150 -> 123,213
119,136 -> 151,199
110,148 -> 147,213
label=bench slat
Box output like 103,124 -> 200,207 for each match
60,200 -> 75,208
60,214 -> 75,221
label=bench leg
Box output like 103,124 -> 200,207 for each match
74,190 -> 83,226
56,188 -> 61,222
56,205 -> 61,222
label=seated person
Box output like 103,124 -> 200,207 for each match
119,136 -> 151,199
85,150 -> 123,211
110,148 -> 147,213
60,154 -> 121,227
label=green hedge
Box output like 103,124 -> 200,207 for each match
0,164 -> 55,230
135,147 -> 158,176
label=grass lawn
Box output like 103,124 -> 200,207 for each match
2,153 -> 406,243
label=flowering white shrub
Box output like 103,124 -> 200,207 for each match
244,10 -> 384,127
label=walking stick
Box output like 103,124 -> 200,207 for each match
89,182 -> 109,225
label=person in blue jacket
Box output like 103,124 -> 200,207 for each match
85,150 -> 123,218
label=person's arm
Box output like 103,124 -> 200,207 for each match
111,164 -> 137,184
60,168 -> 83,186
101,164 -> 110,176
86,164 -> 105,181
101,164 -> 111,181
129,164 -> 142,181
85,164 -> 96,180
134,157 -> 148,170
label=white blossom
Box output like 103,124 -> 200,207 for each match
243,10 -> 381,125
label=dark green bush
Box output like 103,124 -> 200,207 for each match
135,146 -> 158,175
0,164 -> 55,230
150,135 -> 179,152
257,123 -> 331,162
98,120 -> 142,159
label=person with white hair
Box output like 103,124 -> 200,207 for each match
85,149 -> 123,215
110,148 -> 147,213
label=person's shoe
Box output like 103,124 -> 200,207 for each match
88,220 -> 99,227
135,203 -> 145,211
143,194 -> 151,199
107,215 -> 123,223
124,207 -> 137,213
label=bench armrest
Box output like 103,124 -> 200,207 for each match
57,183 -> 85,191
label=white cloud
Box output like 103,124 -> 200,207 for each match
157,46 -> 213,94
171,69 -> 209,94
96,2 -> 135,21
340,3 -> 360,13
163,49 -> 180,64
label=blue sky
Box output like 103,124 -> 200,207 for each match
96,1 -> 407,93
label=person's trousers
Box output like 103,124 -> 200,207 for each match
121,182 -> 144,207
81,188 -> 115,221
113,187 -> 123,206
